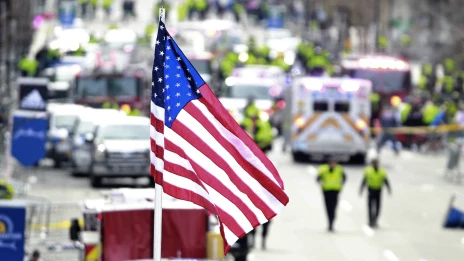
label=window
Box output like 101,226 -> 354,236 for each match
77,121 -> 96,134
99,124 -> 149,140
313,102 -> 328,111
189,60 -> 211,75
229,84 -> 272,100
76,77 -> 139,98
76,78 -> 107,97
108,78 -> 138,97
54,115 -> 78,130
351,69 -> 411,93
334,102 -> 350,112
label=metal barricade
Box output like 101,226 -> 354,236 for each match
444,142 -> 463,184
24,199 -> 83,261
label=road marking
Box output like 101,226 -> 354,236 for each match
384,249 -> 399,261
362,225 -> 375,237
340,200 -> 352,212
420,184 -> 435,192
461,237 -> 464,244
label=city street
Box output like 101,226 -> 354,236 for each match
24,139 -> 464,261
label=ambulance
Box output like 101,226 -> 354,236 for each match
79,188 -> 224,261
284,77 -> 372,163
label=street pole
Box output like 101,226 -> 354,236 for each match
153,8 -> 164,261
372,0 -> 380,53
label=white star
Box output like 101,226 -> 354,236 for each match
177,66 -> 181,69
196,89 -> 200,94
176,103 -> 180,107
168,117 -> 172,121
167,36 -> 171,40
167,106 -> 171,111
176,83 -> 180,87
160,25 -> 164,29
165,75 -> 169,79
160,51 -> 164,56
176,93 -> 180,97
156,40 -> 160,45
165,65 -> 170,69
158,78 -> 162,82
154,67 -> 159,71
187,68 -> 190,72
176,74 -> 180,78
167,46 -> 171,50
187,84 -> 191,88
151,82 -> 154,86
166,95 -> 170,100
154,93 -> 158,98
166,56 -> 170,60
162,88 -> 165,92
165,85 -> 170,89
187,93 -> 191,96
187,77 -> 191,81
176,57 -> 181,61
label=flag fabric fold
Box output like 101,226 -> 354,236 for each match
150,20 -> 289,253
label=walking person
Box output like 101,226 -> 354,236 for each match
317,158 -> 346,232
359,157 -> 392,228
377,104 -> 401,155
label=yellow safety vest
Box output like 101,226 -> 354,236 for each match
364,166 -> 387,190
102,102 -> 119,110
0,179 -> 14,199
318,165 -> 344,191
244,104 -> 260,119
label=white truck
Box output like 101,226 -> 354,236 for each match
284,77 -> 372,163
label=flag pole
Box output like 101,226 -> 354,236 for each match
153,5 -> 165,261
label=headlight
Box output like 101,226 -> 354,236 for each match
95,144 -> 106,160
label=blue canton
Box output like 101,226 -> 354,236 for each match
151,21 -> 205,128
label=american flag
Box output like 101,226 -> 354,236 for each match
150,21 -> 289,253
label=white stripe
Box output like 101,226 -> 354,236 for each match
155,148 -> 255,232
164,148 -> 266,225
192,100 -> 281,188
151,101 -> 165,121
165,146 -> 267,224
150,126 -> 164,147
177,110 -> 284,214
163,169 -> 213,204
150,152 -> 164,172
222,224 -> 239,247
165,128 -> 254,231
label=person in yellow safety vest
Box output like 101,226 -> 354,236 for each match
103,0 -> 113,17
359,157 -> 392,228
243,96 -> 260,119
89,34 -> 102,44
220,52 -> 238,79
317,159 -> 346,232
79,0 -> 89,18
102,97 -> 119,110
442,75 -> 455,95
232,3 -> 244,22
377,35 -> 388,52
399,102 -> 411,124
72,45 -> 86,56
18,58 -> 39,77
0,178 -> 15,200
422,101 -> 440,125
270,57 -> 290,72
444,58 -> 455,76
400,34 -> 411,48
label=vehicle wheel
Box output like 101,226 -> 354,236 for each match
90,175 -> 101,188
350,153 -> 366,165
292,151 -> 307,163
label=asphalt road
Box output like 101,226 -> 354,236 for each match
20,139 -> 464,261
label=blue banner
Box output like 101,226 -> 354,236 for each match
58,1 -> 76,27
11,113 -> 48,167
0,202 -> 26,261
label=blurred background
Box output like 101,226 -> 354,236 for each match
1,0 -> 464,260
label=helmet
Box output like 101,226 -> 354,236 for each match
367,148 -> 378,162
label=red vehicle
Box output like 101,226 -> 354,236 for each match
341,55 -> 412,120
80,189 -> 223,261
73,70 -> 150,115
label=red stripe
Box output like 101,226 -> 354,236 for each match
185,102 -> 289,207
150,113 -> 164,134
161,180 -> 218,215
166,139 -> 260,227
171,120 -> 277,219
198,85 -> 285,190
150,139 -> 164,157
150,165 -> 164,185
